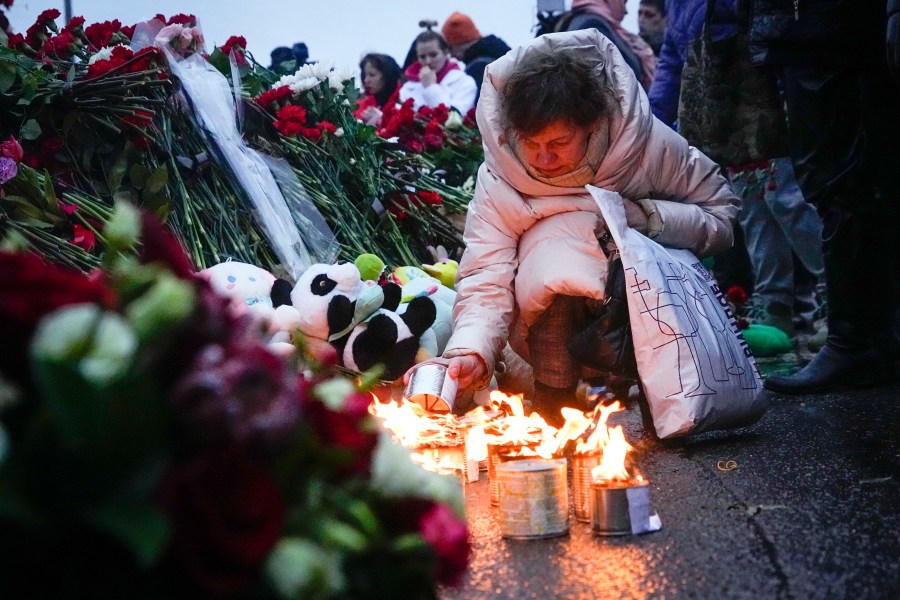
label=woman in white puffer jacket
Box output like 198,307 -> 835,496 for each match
404,30 -> 738,417
399,30 -> 477,115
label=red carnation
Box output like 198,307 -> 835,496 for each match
84,19 -> 121,49
726,284 -> 748,307
316,120 -> 336,135
43,31 -> 76,59
422,132 -> 444,152
220,35 -> 247,64
62,15 -> 85,33
138,212 -> 195,279
158,445 -> 286,597
256,85 -> 292,111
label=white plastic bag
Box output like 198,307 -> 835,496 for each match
590,186 -> 767,438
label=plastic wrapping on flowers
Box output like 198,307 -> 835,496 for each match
0,203 -> 470,598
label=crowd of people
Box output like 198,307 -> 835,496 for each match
273,1 -> 900,417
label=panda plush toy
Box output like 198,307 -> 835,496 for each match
286,262 -> 436,380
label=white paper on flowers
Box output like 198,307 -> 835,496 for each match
148,28 -> 338,279
589,186 -> 768,439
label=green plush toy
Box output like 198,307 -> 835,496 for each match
354,253 -> 386,282
741,323 -> 793,358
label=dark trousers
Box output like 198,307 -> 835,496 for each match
778,60 -> 900,350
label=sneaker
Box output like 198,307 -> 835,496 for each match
746,299 -> 796,337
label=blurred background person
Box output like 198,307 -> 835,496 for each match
354,53 -> 402,126
648,0 -> 824,341
638,0 -> 667,56
551,0 -> 657,89
750,0 -> 900,393
441,11 -> 511,98
399,28 -> 477,114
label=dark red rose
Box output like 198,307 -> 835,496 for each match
381,497 -> 471,587
418,503 -> 471,586
171,340 -> 300,450
138,213 -> 195,279
0,251 -> 115,385
301,387 -> 378,477
158,445 -> 285,596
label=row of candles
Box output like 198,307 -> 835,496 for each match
370,389 -> 660,538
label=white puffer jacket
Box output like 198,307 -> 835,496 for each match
442,30 -> 738,381
399,64 -> 477,114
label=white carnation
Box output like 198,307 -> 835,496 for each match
311,61 -> 333,81
88,44 -> 127,64
289,77 -> 320,94
334,127 -> 344,137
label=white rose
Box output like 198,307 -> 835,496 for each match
31,304 -> 138,386
370,431 -> 465,517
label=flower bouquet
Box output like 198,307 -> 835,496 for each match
0,203 -> 470,599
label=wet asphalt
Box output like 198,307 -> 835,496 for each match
439,369 -> 900,599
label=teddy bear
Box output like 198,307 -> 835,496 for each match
281,262 -> 437,380
198,260 -> 281,322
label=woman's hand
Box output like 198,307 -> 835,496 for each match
360,105 -> 382,126
403,354 -> 487,391
419,66 -> 437,88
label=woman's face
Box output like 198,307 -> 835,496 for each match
416,39 -> 448,73
516,120 -> 592,178
362,62 -> 385,96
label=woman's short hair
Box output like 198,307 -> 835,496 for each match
502,49 -> 609,135
359,53 -> 402,106
413,30 -> 450,53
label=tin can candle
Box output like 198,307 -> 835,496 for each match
497,458 -> 569,539
404,363 -> 458,413
488,444 -> 532,506
571,453 -> 603,522
589,480 -> 651,536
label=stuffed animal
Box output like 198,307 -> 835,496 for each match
286,262 -> 437,380
198,260 -> 279,322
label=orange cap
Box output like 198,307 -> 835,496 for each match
441,12 -> 481,47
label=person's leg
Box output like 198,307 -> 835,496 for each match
763,157 -> 825,330
732,162 -> 796,335
520,295 -> 591,421
765,61 -> 899,393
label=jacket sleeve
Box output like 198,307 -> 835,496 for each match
442,166 -> 519,381
632,119 -> 739,258
423,71 -> 478,114
647,19 -> 687,127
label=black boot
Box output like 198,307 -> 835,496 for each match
763,343 -> 890,394
765,204 -> 895,394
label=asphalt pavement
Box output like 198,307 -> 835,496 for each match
439,377 -> 900,600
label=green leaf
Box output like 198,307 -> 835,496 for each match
85,501 -> 170,567
19,119 -> 42,141
318,518 -> 368,552
0,60 -> 15,94
66,65 -> 76,83
129,163 -> 150,188
145,165 -> 169,195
